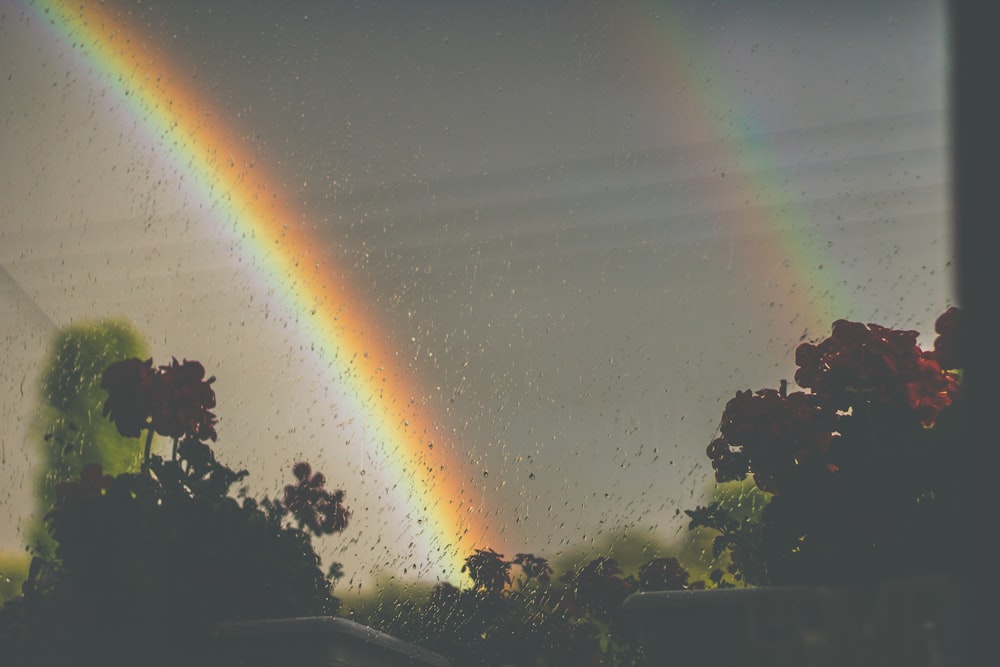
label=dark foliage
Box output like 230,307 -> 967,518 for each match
361,548 -> 693,666
1,358 -> 350,666
637,557 -> 690,592
685,502 -> 765,586
561,557 -> 635,621
512,552 -> 553,584
694,309 -> 966,586
102,357 -> 218,442
462,548 -> 512,594
282,462 -> 351,537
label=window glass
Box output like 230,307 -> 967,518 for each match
1,0 -> 950,594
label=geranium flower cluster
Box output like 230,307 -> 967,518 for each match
794,309 -> 960,427
707,308 -> 962,496
281,462 -> 351,537
709,389 -> 837,494
100,357 -> 217,441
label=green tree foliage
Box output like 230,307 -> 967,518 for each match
548,529 -> 680,582
678,478 -> 768,586
28,319 -> 148,557
0,552 -> 30,607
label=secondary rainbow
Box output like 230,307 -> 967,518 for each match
616,2 -> 853,330
30,0 -> 497,581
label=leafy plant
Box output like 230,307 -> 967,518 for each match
685,498 -> 765,586
687,308 -> 965,586
0,357 -> 351,665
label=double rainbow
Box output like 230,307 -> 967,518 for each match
27,0 -> 854,581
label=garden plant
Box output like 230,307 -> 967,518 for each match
0,357 -> 351,665
1,307 -> 964,666
687,307 -> 965,587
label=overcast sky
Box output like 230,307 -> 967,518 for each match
1,0 -> 952,588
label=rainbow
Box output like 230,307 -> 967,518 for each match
29,0 -> 498,581
616,2 -> 851,328
25,0 -> 858,581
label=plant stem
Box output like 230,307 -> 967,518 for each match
142,428 -> 154,474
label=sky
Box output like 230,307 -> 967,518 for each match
1,0 -> 953,590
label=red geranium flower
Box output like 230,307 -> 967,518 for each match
706,436 -> 751,485
102,357 -> 218,442
795,319 -> 925,411
711,388 -> 837,493
101,357 -> 156,438
905,355 -> 960,427
282,462 -> 351,536
794,316 -> 960,428
151,358 -> 217,441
